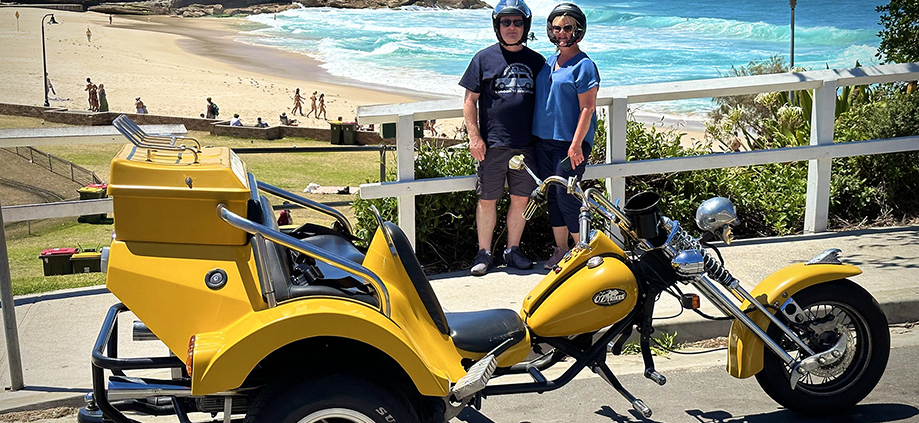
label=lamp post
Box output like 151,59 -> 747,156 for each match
789,0 -> 796,69
41,13 -> 58,107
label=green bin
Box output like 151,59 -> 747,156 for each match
341,122 -> 358,145
71,251 -> 102,273
330,122 -> 343,145
380,122 -> 425,139
39,247 -> 78,276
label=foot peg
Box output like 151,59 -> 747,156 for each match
631,399 -> 652,418
644,369 -> 666,386
451,354 -> 497,401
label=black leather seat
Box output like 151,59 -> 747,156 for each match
446,309 -> 527,353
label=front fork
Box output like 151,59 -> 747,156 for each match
690,272 -> 848,389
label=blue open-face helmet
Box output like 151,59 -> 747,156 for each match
493,0 -> 532,47
547,2 -> 587,47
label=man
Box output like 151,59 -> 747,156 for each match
459,0 -> 544,276
205,97 -> 218,119
230,114 -> 242,126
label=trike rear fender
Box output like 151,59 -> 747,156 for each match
727,263 -> 861,379
190,298 -> 458,397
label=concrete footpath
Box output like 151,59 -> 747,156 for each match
1,225 -> 917,415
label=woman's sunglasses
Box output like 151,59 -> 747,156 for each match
551,24 -> 574,33
500,19 -> 525,28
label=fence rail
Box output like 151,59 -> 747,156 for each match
356,62 -> 919,247
6,146 -> 103,186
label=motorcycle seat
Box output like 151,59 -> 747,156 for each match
446,309 -> 526,353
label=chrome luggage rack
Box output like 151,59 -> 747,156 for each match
112,115 -> 201,163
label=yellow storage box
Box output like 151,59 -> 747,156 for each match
108,144 -> 251,246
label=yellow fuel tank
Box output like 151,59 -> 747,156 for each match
521,233 -> 638,338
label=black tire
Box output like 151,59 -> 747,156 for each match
754,280 -> 890,414
244,373 -> 420,423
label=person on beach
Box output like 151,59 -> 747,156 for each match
291,88 -> 304,116
318,93 -> 327,120
230,114 -> 242,126
85,78 -> 99,111
98,84 -> 109,112
109,15 -> 113,25
256,117 -> 268,128
532,2 -> 600,270
135,97 -> 147,114
205,97 -> 219,119
280,112 -> 298,126
460,0 -> 544,276
46,73 -> 56,96
305,91 -> 318,118
86,27 -> 92,42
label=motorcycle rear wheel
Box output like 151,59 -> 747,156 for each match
755,280 -> 889,414
244,373 -> 420,423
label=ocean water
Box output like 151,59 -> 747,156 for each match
240,0 -> 883,114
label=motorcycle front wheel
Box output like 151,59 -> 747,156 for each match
755,280 -> 889,414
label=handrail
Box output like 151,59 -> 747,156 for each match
217,204 -> 391,318
356,62 -> 919,246
257,181 -> 353,234
112,115 -> 200,163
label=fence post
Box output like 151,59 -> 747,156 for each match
804,79 -> 837,233
604,98 -> 628,238
71,163 -> 75,183
0,197 -> 25,391
48,153 -> 52,171
396,113 -> 416,249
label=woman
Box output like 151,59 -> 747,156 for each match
306,91 -> 318,118
291,88 -> 304,116
532,2 -> 600,270
318,93 -> 327,120
98,84 -> 109,112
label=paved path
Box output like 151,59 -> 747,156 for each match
1,225 -> 917,415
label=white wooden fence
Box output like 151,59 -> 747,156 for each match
356,63 -> 919,247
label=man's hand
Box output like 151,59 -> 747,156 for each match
470,136 -> 487,161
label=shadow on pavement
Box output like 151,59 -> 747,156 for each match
685,403 -> 919,423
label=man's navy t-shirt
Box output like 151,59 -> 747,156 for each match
459,44 -> 545,149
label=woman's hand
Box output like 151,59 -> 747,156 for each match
568,142 -> 584,168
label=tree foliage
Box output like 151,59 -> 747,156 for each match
876,0 -> 919,64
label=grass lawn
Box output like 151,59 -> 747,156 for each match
2,115 -> 394,295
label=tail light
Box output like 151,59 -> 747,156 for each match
681,293 -> 700,310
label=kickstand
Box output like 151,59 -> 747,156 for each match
590,361 -> 652,418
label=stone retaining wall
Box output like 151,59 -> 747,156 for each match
0,102 -> 462,147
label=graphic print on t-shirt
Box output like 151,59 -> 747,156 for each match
494,63 -> 535,94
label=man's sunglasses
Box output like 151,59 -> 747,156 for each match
500,19 -> 525,28
551,24 -> 574,33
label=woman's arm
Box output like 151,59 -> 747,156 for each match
568,86 -> 598,168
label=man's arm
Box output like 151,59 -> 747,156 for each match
463,89 -> 486,161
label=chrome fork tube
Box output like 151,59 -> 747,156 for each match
728,284 -> 816,356
692,275 -> 796,366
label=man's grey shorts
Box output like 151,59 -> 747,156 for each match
476,146 -> 538,201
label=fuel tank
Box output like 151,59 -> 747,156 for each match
521,232 -> 638,338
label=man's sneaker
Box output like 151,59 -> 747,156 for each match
470,249 -> 493,276
543,246 -> 567,270
504,246 -> 533,270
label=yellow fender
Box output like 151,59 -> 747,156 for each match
190,298 -> 458,397
727,263 -> 862,379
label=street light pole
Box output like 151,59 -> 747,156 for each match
41,13 -> 58,107
789,0 -> 796,69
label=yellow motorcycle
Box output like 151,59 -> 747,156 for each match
79,116 -> 889,422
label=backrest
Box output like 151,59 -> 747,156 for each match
258,195 -> 295,302
384,221 -> 450,335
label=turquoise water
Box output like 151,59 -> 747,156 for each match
241,0 -> 883,114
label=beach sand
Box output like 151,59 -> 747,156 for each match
0,8 -> 433,125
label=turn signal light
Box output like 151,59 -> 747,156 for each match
186,335 -> 196,376
681,293 -> 700,310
